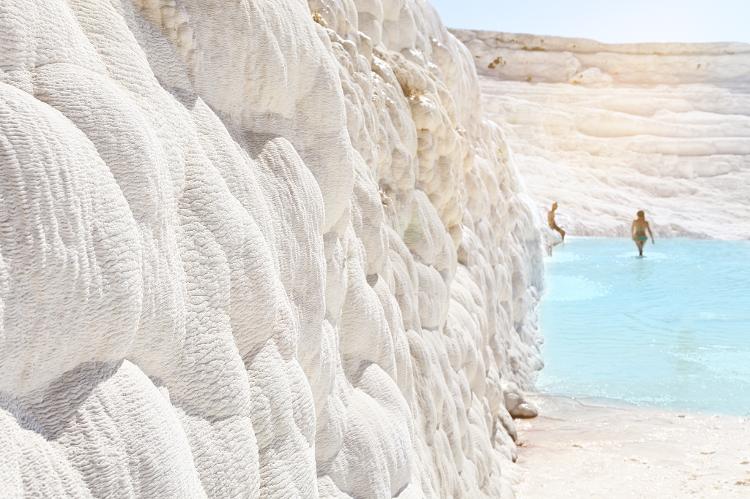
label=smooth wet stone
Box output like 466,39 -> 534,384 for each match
510,402 -> 539,419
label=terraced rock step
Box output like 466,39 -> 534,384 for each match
455,29 -> 750,239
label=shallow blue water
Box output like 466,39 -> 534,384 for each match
538,238 -> 750,416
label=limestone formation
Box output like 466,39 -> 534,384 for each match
1,1 -> 542,497
455,29 -> 750,239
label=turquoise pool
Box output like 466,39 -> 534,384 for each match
538,238 -> 750,416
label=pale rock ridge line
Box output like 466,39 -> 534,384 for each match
454,29 -> 750,239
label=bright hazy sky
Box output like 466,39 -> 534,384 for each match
430,0 -> 750,43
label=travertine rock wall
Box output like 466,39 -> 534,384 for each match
0,1 -> 542,497
455,29 -> 750,239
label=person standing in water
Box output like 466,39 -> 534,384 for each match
631,210 -> 655,257
547,202 -> 566,241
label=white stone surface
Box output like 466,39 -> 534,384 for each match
0,2 -> 542,497
515,394 -> 750,498
454,30 -> 750,239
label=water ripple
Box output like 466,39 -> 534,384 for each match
539,238 -> 750,416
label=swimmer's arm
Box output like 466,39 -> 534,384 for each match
647,223 -> 655,243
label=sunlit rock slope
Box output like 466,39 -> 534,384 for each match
0,1 -> 542,497
454,30 -> 750,239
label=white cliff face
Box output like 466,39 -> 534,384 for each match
0,1 -> 542,498
454,30 -> 750,239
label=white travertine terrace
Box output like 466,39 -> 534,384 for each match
0,1 -> 542,497
454,30 -> 750,239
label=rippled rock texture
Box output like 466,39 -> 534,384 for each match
0,1 -> 542,497
455,30 -> 750,239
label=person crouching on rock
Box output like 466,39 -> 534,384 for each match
547,202 -> 566,242
631,210 -> 655,257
